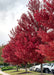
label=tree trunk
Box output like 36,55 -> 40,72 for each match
25,64 -> 27,72
34,63 -> 36,66
16,65 -> 18,72
41,63 -> 43,75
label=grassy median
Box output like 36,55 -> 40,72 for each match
4,69 -> 53,75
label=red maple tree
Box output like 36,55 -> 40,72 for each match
2,43 -> 25,71
2,1 -> 54,74
34,0 -> 54,61
2,43 -> 24,65
8,17 -> 45,72
2,0 -> 51,67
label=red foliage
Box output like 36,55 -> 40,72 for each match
27,0 -> 40,14
34,10 -> 54,29
9,26 -> 44,64
9,12 -> 48,64
43,0 -> 54,13
2,0 -> 54,65
37,29 -> 54,42
2,44 -> 23,65
2,12 -> 45,64
37,41 -> 54,61
34,0 -> 54,61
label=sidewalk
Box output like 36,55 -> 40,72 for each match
0,70 -> 10,75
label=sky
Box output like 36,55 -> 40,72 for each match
0,0 -> 28,46
0,0 -> 42,46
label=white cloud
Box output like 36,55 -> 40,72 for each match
0,0 -> 28,46
0,0 -> 42,46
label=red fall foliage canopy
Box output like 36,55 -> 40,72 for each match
34,0 -> 54,61
2,0 -> 54,65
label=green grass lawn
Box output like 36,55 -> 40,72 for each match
4,69 -> 53,75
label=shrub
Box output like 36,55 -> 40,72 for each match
1,66 -> 13,71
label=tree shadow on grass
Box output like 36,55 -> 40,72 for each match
10,70 -> 20,73
18,72 -> 32,74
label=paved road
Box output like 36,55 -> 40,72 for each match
0,70 -> 10,75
